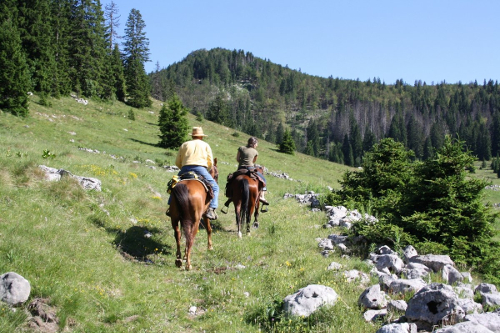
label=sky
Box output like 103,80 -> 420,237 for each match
109,0 -> 500,85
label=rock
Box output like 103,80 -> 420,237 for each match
378,245 -> 397,255
409,255 -> 455,272
432,321 -> 494,333
318,238 -> 334,250
465,312 -> 500,332
358,284 -> 388,309
283,284 -> 338,317
480,293 -> 500,307
461,272 -> 473,283
343,270 -> 370,284
454,284 -> 474,299
376,323 -> 417,333
403,245 -> 418,264
328,234 -> 348,244
0,272 -> 31,306
379,274 -> 398,292
442,265 -> 463,285
402,262 -> 432,279
373,254 -> 405,274
405,283 -> 465,331
474,283 -> 497,294
327,262 -> 343,271
363,309 -> 387,322
388,300 -> 408,313
389,278 -> 427,295
456,298 -> 482,314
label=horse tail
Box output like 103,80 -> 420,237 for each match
172,183 -> 190,217
240,178 -> 249,223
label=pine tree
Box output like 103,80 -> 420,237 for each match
104,1 -> 120,49
0,18 -> 31,116
158,94 -> 189,149
111,43 -> 126,101
275,121 -> 284,145
122,8 -> 151,107
279,129 -> 296,155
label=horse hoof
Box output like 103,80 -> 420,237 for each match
238,231 -> 242,239
175,259 -> 183,268
208,245 -> 214,250
186,264 -> 192,271
253,222 -> 259,228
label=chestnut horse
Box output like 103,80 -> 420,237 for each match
169,158 -> 218,270
228,166 -> 264,238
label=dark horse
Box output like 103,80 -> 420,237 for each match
227,166 -> 264,238
168,158 -> 218,270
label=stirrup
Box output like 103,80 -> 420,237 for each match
260,204 -> 269,213
221,206 -> 229,214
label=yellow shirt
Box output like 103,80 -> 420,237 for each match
175,139 -> 213,169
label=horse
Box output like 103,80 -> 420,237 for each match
168,158 -> 218,270
227,166 -> 264,238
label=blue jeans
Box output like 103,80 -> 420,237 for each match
169,165 -> 219,209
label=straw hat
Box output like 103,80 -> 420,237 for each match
191,127 -> 207,137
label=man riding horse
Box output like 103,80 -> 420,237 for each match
167,127 -> 219,220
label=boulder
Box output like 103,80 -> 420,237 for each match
432,321 -> 494,333
409,255 -> 455,272
373,254 -> 405,274
442,265 -> 463,285
376,323 -> 417,333
388,300 -> 408,313
403,245 -> 418,264
465,312 -> 500,332
402,262 -> 432,279
0,272 -> 31,306
326,262 -> 343,271
406,283 -> 465,331
389,278 -> 427,295
343,270 -> 370,284
475,283 -> 497,294
363,309 -> 387,322
456,298 -> 482,315
283,284 -> 338,317
358,284 -> 388,309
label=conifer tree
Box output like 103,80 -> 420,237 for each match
111,43 -> 126,101
0,18 -> 31,116
275,121 -> 284,145
158,94 -> 189,149
279,129 -> 296,155
122,8 -> 151,107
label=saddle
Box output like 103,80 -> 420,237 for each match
225,168 -> 265,198
167,171 -> 214,201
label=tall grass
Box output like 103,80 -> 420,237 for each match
0,94 -> 414,332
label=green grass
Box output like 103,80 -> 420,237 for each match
0,95 -> 495,332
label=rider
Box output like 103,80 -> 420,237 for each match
225,136 -> 268,207
168,127 -> 219,220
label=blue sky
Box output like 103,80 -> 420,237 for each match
109,0 -> 499,85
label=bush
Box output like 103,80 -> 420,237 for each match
325,136 -> 500,277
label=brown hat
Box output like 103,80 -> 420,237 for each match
191,127 -> 207,137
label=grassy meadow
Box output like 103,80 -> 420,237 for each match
1,95 -> 499,332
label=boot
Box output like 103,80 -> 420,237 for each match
259,193 -> 269,205
203,208 -> 218,220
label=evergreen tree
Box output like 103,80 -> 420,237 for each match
111,43 -> 126,101
158,94 -> 189,149
122,8 -> 151,107
68,0 -> 108,98
279,129 -> 296,155
0,18 -> 31,116
275,121 -> 284,145
423,136 -> 434,160
207,93 -> 232,126
342,134 -> 354,166
362,128 -> 376,153
104,1 -> 120,49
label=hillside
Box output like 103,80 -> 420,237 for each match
1,94 -> 384,332
153,48 -> 500,167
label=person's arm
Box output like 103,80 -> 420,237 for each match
236,149 -> 241,163
206,144 -> 214,170
175,145 -> 183,168
252,155 -> 258,164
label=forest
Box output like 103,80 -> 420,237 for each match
2,1 -> 500,167
152,48 -> 500,166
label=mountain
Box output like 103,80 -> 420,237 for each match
151,47 -> 500,166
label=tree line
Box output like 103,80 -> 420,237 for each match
0,0 -> 152,117
152,48 -> 500,164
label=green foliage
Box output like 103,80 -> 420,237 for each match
325,136 -> 500,278
0,18 -> 30,116
279,129 -> 296,155
127,109 -> 135,120
42,149 -> 56,159
158,94 -> 189,149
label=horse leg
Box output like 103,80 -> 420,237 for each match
172,220 -> 183,268
204,217 -> 213,250
235,204 -> 242,239
183,223 -> 194,271
253,201 -> 260,229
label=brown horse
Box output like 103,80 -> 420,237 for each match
228,166 -> 264,238
169,158 -> 218,270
